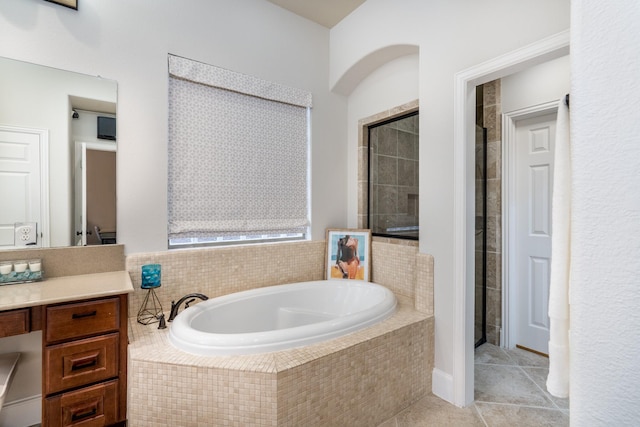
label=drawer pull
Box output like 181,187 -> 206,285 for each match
71,310 -> 97,319
71,406 -> 97,422
71,355 -> 98,371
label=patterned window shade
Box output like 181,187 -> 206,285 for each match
167,55 -> 311,242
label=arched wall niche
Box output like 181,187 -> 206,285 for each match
331,44 -> 419,96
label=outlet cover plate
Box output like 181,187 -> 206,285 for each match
14,222 -> 37,246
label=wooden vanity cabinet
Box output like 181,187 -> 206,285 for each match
42,294 -> 128,427
0,308 -> 31,338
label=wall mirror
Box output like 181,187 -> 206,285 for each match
0,56 -> 117,249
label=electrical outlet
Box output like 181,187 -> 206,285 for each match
14,222 -> 37,246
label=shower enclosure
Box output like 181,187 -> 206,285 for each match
475,124 -> 488,348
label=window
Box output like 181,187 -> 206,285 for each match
167,55 -> 311,248
367,111 -> 419,240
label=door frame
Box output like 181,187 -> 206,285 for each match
0,125 -> 50,249
502,101 -> 559,350
451,30 -> 569,407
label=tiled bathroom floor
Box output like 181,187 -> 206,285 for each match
378,343 -> 570,427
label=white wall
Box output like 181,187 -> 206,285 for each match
502,55 -> 570,113
570,1 -> 640,423
346,53 -> 419,226
0,57 -> 116,247
331,0 -> 570,404
0,0 -> 347,254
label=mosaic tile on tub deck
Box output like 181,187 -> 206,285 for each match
128,296 -> 433,426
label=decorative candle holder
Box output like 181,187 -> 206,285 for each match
137,264 -> 164,325
0,259 -> 43,285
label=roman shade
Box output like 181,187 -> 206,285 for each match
168,55 -> 311,242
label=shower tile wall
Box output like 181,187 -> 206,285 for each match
475,80 -> 502,346
369,115 -> 419,235
357,100 -> 419,231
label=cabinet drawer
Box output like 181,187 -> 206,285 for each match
46,298 -> 119,343
44,379 -> 118,427
45,333 -> 119,395
0,308 -> 29,338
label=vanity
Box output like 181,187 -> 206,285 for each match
0,270 -> 133,427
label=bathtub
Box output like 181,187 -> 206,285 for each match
168,280 -> 397,356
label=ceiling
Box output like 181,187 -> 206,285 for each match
266,0 -> 366,28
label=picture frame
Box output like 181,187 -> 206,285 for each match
45,0 -> 77,10
325,228 -> 372,281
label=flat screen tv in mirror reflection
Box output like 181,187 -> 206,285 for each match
98,116 -> 116,141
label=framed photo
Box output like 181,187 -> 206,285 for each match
325,228 -> 371,281
45,0 -> 77,10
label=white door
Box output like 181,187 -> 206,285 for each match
80,144 -> 89,246
514,112 -> 556,354
0,126 -> 47,249
74,142 -> 116,245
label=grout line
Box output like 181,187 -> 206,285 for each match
519,366 -> 565,411
498,345 -> 515,363
475,361 -> 518,367
473,402 -> 490,427
516,365 -> 556,409
474,400 -> 566,412
475,344 -> 567,418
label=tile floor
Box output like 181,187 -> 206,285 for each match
378,343 -> 569,426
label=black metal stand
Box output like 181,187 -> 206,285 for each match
137,288 -> 163,325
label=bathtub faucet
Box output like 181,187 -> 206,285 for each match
168,293 -> 209,322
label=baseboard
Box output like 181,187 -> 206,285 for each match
0,395 -> 41,427
431,368 -> 454,404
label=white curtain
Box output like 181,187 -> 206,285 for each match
546,97 -> 571,398
168,55 -> 311,240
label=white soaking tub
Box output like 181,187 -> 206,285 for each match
168,280 -> 397,356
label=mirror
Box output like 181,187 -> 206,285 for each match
0,56 -> 117,249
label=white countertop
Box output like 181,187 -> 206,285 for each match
0,271 -> 134,311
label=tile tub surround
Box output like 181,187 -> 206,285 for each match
126,240 -> 434,316
372,241 -> 433,315
128,296 -> 433,426
126,241 -> 326,317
